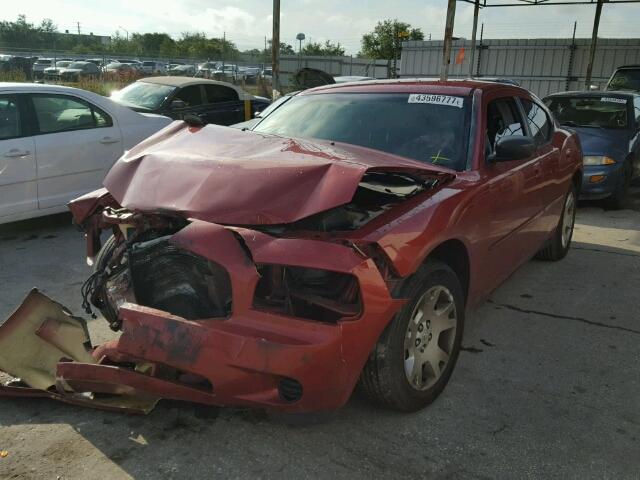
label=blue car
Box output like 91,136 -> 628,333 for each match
544,91 -> 640,208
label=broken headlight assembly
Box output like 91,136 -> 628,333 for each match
253,264 -> 361,322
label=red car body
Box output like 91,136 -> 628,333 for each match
0,80 -> 583,413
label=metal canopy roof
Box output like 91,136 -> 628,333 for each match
441,0 -> 640,86
458,0 -> 638,6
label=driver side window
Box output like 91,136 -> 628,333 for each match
486,98 -> 525,157
175,86 -> 204,108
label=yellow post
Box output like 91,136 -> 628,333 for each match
244,99 -> 251,120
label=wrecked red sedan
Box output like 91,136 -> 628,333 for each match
0,80 -> 582,413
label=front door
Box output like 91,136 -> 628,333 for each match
0,94 -> 37,219
478,96 -> 545,296
29,93 -> 123,209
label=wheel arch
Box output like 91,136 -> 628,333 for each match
423,239 -> 470,306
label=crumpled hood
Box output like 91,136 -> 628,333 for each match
103,122 -> 455,225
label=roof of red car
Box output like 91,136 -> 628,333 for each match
302,78 -> 518,96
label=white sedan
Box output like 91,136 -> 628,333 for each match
0,82 -> 172,224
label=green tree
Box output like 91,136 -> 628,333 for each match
360,19 -> 423,60
159,37 -> 177,58
361,19 -> 423,77
265,41 -> 295,56
301,40 -> 345,57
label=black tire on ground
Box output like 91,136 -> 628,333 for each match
358,260 -> 465,412
603,162 -> 631,210
535,183 -> 577,261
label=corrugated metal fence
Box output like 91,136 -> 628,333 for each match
277,55 -> 390,86
400,38 -> 640,97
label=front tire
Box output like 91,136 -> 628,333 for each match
359,260 -> 465,412
536,183 -> 576,261
603,163 -> 631,210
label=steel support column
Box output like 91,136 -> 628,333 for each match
271,0 -> 281,98
468,0 -> 480,78
585,0 -> 604,88
441,0 -> 457,81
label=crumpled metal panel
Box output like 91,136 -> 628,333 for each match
0,290 -> 159,414
103,124 -> 455,225
0,289 -> 94,390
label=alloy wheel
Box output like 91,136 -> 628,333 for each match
404,286 -> 457,390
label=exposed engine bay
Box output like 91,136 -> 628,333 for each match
85,171 -> 431,330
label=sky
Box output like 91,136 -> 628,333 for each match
3,0 -> 640,54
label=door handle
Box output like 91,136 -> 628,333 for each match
99,137 -> 119,144
4,149 -> 30,158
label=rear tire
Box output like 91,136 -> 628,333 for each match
359,260 -> 465,412
536,184 -> 576,261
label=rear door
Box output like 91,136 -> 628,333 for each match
201,84 -> 245,125
28,93 -> 123,209
0,93 -> 37,219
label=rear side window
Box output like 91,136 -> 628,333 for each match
520,99 -> 552,145
204,84 -> 239,103
0,95 -> 21,140
486,98 -> 526,155
634,97 -> 640,125
31,94 -> 113,134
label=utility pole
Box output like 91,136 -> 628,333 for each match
272,0 -> 280,97
585,0 -> 604,88
223,31 -> 226,68
441,0 -> 456,81
76,22 -> 81,35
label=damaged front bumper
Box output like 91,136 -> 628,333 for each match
0,221 -> 403,414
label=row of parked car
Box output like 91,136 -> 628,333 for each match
0,54 -> 271,84
28,56 -> 271,82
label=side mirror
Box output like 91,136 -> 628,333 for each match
589,84 -> 600,91
489,136 -> 536,162
170,99 -> 187,109
254,110 -> 263,118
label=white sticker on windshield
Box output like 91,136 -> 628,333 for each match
600,97 -> 627,104
408,94 -> 464,108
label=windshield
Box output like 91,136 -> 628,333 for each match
55,61 -> 72,68
545,96 -> 629,129
68,62 -> 87,69
35,59 -> 52,65
607,69 -> 640,92
255,94 -> 293,118
142,61 -> 155,66
111,82 -> 176,110
253,92 -> 471,170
